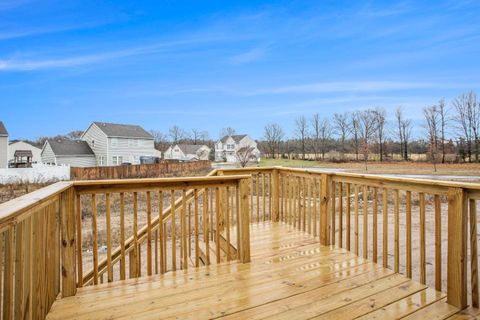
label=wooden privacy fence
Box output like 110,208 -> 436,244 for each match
1,166 -> 480,319
70,160 -> 211,180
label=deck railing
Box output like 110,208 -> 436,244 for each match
1,166 -> 480,319
0,174 -> 251,319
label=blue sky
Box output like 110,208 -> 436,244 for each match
1,0 -> 479,140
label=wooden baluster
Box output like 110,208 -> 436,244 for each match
292,176 -> 296,228
250,178 -> 254,222
236,186 -> 241,259
289,175 -> 293,226
281,174 -> 285,221
373,187 -> 378,263
158,191 -> 165,274
269,173 -> 273,220
406,191 -> 412,278
170,190 -> 176,271
256,174 -> 260,223
210,188 -> 214,242
419,192 -> 426,284
203,189 -> 210,265
76,193 -> 83,287
394,189 -> 400,273
382,188 -> 388,269
331,181 -> 336,245
194,189 -> 200,268
3,228 -> 14,319
338,183 -> 343,248
188,202 -> 192,258
182,190 -> 188,270
106,193 -> 113,282
313,178 -> 318,237
435,195 -> 442,291
470,199 -> 478,307
354,185 -> 359,255
307,177 -> 311,234
298,177 -> 302,230
320,174 -> 330,246
262,173 -> 266,222
215,187 -> 221,263
239,178 -> 251,263
119,193 -> 126,279
154,224 -> 158,275
91,194 -> 99,284
301,177 -> 306,232
363,186 -> 369,260
225,187 -> 231,262
146,191 -> 152,276
0,231 -> 3,316
163,223 -> 167,272
346,183 -> 351,251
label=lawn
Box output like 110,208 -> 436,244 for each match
258,158 -> 323,167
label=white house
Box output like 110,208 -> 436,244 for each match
81,122 -> 156,166
41,139 -> 96,167
214,134 -> 261,163
8,141 -> 42,165
0,121 -> 7,168
164,144 -> 211,161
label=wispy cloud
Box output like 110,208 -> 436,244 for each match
0,36 -> 231,71
0,0 -> 31,11
229,46 -> 268,65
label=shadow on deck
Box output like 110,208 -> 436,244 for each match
46,222 -> 457,320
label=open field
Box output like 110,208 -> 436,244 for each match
259,158 -> 480,177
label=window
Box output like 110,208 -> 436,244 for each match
98,156 -> 106,166
112,156 -> 124,165
227,144 -> 235,150
111,138 -> 119,147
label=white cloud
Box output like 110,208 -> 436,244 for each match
229,46 -> 267,65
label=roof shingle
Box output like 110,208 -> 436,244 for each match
0,121 -> 8,137
47,139 -> 95,156
93,122 -> 153,139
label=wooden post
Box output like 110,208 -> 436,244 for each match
320,174 -> 331,246
239,178 -> 251,263
447,187 -> 468,309
60,187 -> 76,297
272,169 -> 280,222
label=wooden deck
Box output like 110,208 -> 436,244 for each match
47,222 -> 464,320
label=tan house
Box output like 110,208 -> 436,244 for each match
41,139 -> 96,167
8,141 -> 42,166
164,144 -> 211,161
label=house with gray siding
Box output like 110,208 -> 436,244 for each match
214,134 -> 261,163
81,122 -> 155,166
41,139 -> 96,167
164,144 -> 211,161
0,121 -> 8,168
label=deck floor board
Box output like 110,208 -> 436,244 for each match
47,222 -> 467,319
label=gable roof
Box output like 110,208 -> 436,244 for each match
47,139 -> 95,156
9,140 -> 42,149
93,122 -> 153,139
0,121 -> 7,137
175,144 -> 207,155
220,134 -> 247,143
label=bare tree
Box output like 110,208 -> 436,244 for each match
373,108 -> 387,161
263,123 -> 284,158
395,107 -> 412,160
310,113 -> 321,160
149,130 -> 169,152
333,113 -> 350,159
220,127 -> 236,138
423,105 -> 441,172
169,125 -> 186,144
357,109 -> 377,171
437,98 -> 448,163
236,146 -> 256,168
295,116 -> 309,160
318,118 -> 332,160
350,112 -> 360,161
191,128 -> 202,144
453,91 -> 479,162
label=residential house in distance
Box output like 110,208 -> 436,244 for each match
8,140 -> 42,167
214,134 -> 261,163
81,122 -> 155,166
164,144 -> 211,161
0,121 -> 7,168
41,139 -> 96,167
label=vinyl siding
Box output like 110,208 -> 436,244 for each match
8,141 -> 42,163
41,141 -> 57,165
214,135 -> 260,162
107,137 -> 155,165
0,136 -> 7,168
56,155 -> 96,167
82,123 -> 108,165
164,146 -> 185,160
